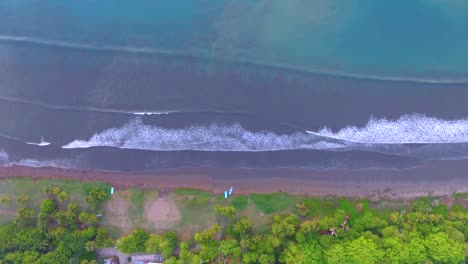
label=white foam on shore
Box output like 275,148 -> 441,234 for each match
62,114 -> 468,152
0,149 -> 71,168
9,159 -> 60,168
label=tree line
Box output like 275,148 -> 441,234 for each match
0,185 -> 113,264
117,197 -> 467,264
0,187 -> 466,263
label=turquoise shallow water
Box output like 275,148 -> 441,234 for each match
0,0 -> 467,80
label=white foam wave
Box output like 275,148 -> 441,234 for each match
0,148 -> 9,164
316,114 -> 468,144
62,118 -> 343,151
62,114 -> 468,152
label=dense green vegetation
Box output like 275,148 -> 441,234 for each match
0,179 -> 467,263
0,184 -> 114,263
117,195 -> 468,264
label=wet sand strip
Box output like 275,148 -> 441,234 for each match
0,157 -> 467,199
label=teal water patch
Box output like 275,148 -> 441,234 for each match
0,0 -> 467,81
216,0 -> 468,80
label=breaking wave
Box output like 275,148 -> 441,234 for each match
0,149 -> 8,165
315,114 -> 468,144
62,114 -> 468,152
62,118 -> 345,151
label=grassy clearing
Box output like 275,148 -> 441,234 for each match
172,190 -> 216,240
174,188 -> 212,207
249,193 -> 298,214
230,196 -> 249,210
128,188 -> 156,221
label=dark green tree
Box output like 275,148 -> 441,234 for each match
281,240 -> 323,264
40,199 -> 57,214
117,229 -> 150,254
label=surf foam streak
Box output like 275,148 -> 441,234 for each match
0,95 -> 176,116
62,118 -> 344,151
316,114 -> 468,144
1,34 -> 467,84
0,133 -> 51,147
0,35 -> 182,56
26,141 -> 51,147
62,114 -> 468,152
133,112 -> 169,116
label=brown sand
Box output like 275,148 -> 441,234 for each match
102,195 -> 132,233
144,197 -> 181,229
0,158 -> 468,200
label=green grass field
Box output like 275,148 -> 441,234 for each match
229,196 -> 249,210
249,193 -> 299,214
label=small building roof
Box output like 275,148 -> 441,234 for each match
131,254 -> 164,264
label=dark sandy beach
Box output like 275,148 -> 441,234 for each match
1,157 -> 467,199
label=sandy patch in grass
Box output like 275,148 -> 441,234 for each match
144,196 -> 181,229
103,195 -> 132,233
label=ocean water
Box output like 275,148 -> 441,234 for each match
0,0 -> 467,172
1,0 -> 468,80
